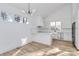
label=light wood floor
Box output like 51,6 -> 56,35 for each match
0,39 -> 79,56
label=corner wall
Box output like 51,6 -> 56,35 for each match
0,4 -> 33,54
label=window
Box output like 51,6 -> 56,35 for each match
50,22 -> 55,28
56,22 -> 61,32
50,21 -> 61,32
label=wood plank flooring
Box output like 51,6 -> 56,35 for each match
0,39 -> 79,56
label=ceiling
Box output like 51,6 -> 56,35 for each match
8,3 -> 69,18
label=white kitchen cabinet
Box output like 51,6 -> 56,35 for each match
63,30 -> 72,41
33,33 -> 52,45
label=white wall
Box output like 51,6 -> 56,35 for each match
72,3 -> 79,23
0,4 -> 33,54
44,4 -> 72,41
0,22 -> 32,54
0,4 -> 25,17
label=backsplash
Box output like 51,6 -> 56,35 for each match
37,26 -> 51,33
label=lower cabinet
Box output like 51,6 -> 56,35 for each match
33,33 -> 52,45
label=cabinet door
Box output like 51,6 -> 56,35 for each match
34,33 -> 52,45
63,31 -> 72,41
